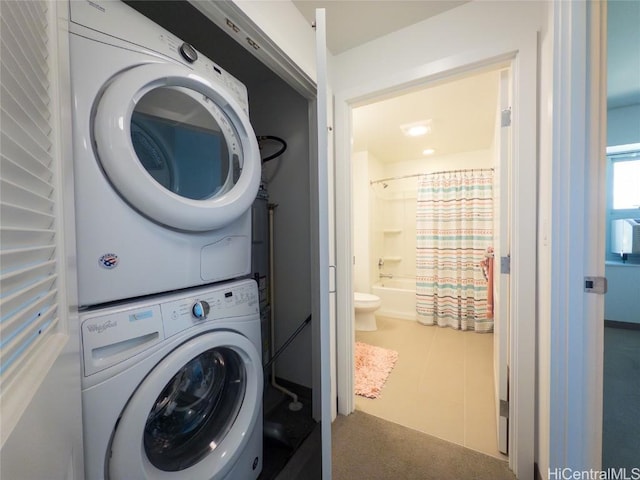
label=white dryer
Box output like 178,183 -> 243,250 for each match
81,279 -> 263,480
68,0 -> 261,307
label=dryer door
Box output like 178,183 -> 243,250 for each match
109,331 -> 262,479
93,63 -> 260,232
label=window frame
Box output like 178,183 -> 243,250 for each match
606,143 -> 640,263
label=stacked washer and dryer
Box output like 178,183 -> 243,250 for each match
69,1 -> 263,479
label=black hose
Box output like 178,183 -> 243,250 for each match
257,135 -> 287,163
263,314 -> 311,371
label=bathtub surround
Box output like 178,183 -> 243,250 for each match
416,169 -> 494,332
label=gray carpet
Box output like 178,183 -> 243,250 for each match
602,326 -> 640,469
332,411 -> 515,480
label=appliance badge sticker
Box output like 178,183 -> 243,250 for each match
99,253 -> 119,269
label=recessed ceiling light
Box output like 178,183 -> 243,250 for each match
422,148 -> 435,156
400,120 -> 432,137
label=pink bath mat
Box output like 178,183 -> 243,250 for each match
354,342 -> 399,399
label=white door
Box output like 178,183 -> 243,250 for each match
94,63 -> 261,231
495,68 -> 512,455
314,8 -> 333,479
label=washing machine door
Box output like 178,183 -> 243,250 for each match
108,331 -> 262,479
93,63 -> 261,232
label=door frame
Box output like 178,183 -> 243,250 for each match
334,38 -> 538,479
547,0 -> 606,469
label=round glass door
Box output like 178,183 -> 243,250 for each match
108,331 -> 262,479
144,347 -> 246,471
130,86 -> 239,201
94,63 -> 260,231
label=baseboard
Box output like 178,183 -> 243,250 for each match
604,320 -> 640,330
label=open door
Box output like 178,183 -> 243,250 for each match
495,68 -> 512,455
314,8 -> 333,479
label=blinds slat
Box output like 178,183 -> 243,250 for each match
0,179 -> 54,213
22,1 -> 49,42
1,291 -> 57,342
1,149 -> 55,193
1,306 -> 58,380
1,39 -> 49,105
1,108 -> 52,160
0,16 -> 49,89
1,314 -> 58,390
0,261 -> 56,298
0,277 -> 57,325
1,203 -> 54,230
5,1 -> 49,59
1,73 -> 52,138
0,246 -> 56,274
0,227 -> 55,250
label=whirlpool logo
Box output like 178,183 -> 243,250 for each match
86,320 -> 118,334
99,253 -> 119,269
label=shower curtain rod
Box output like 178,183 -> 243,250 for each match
370,167 -> 494,185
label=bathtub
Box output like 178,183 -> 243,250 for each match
372,278 -> 416,321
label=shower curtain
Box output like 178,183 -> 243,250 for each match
416,169 -> 494,332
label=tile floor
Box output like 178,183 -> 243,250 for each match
355,315 -> 506,460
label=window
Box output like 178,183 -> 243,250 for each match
611,153 -> 640,210
607,144 -> 640,262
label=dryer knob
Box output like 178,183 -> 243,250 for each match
179,42 -> 198,63
192,300 -> 210,320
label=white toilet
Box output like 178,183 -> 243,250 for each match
354,292 -> 381,331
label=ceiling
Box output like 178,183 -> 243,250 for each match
291,0 -> 467,55
291,1 -> 639,163
352,69 -> 500,161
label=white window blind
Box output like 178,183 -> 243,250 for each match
0,1 -> 61,391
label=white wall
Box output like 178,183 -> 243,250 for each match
608,104 -> 640,146
368,154 -> 385,288
353,151 -> 371,292
604,263 -> 640,323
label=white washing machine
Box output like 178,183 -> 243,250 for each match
81,279 -> 263,480
69,0 -> 261,307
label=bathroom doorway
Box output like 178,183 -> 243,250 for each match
349,65 -> 509,459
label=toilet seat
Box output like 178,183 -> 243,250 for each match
354,292 -> 380,307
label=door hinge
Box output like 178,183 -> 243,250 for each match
500,255 -> 511,274
501,108 -> 512,127
500,399 -> 509,419
584,276 -> 607,294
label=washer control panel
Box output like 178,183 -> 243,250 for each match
160,282 -> 258,338
81,280 -> 258,376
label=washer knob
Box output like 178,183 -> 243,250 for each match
192,300 -> 210,320
179,42 -> 198,63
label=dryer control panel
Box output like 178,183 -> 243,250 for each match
81,280 -> 258,377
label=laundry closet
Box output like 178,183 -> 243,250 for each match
125,0 -> 322,431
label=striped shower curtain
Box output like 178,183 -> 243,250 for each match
416,169 -> 494,332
